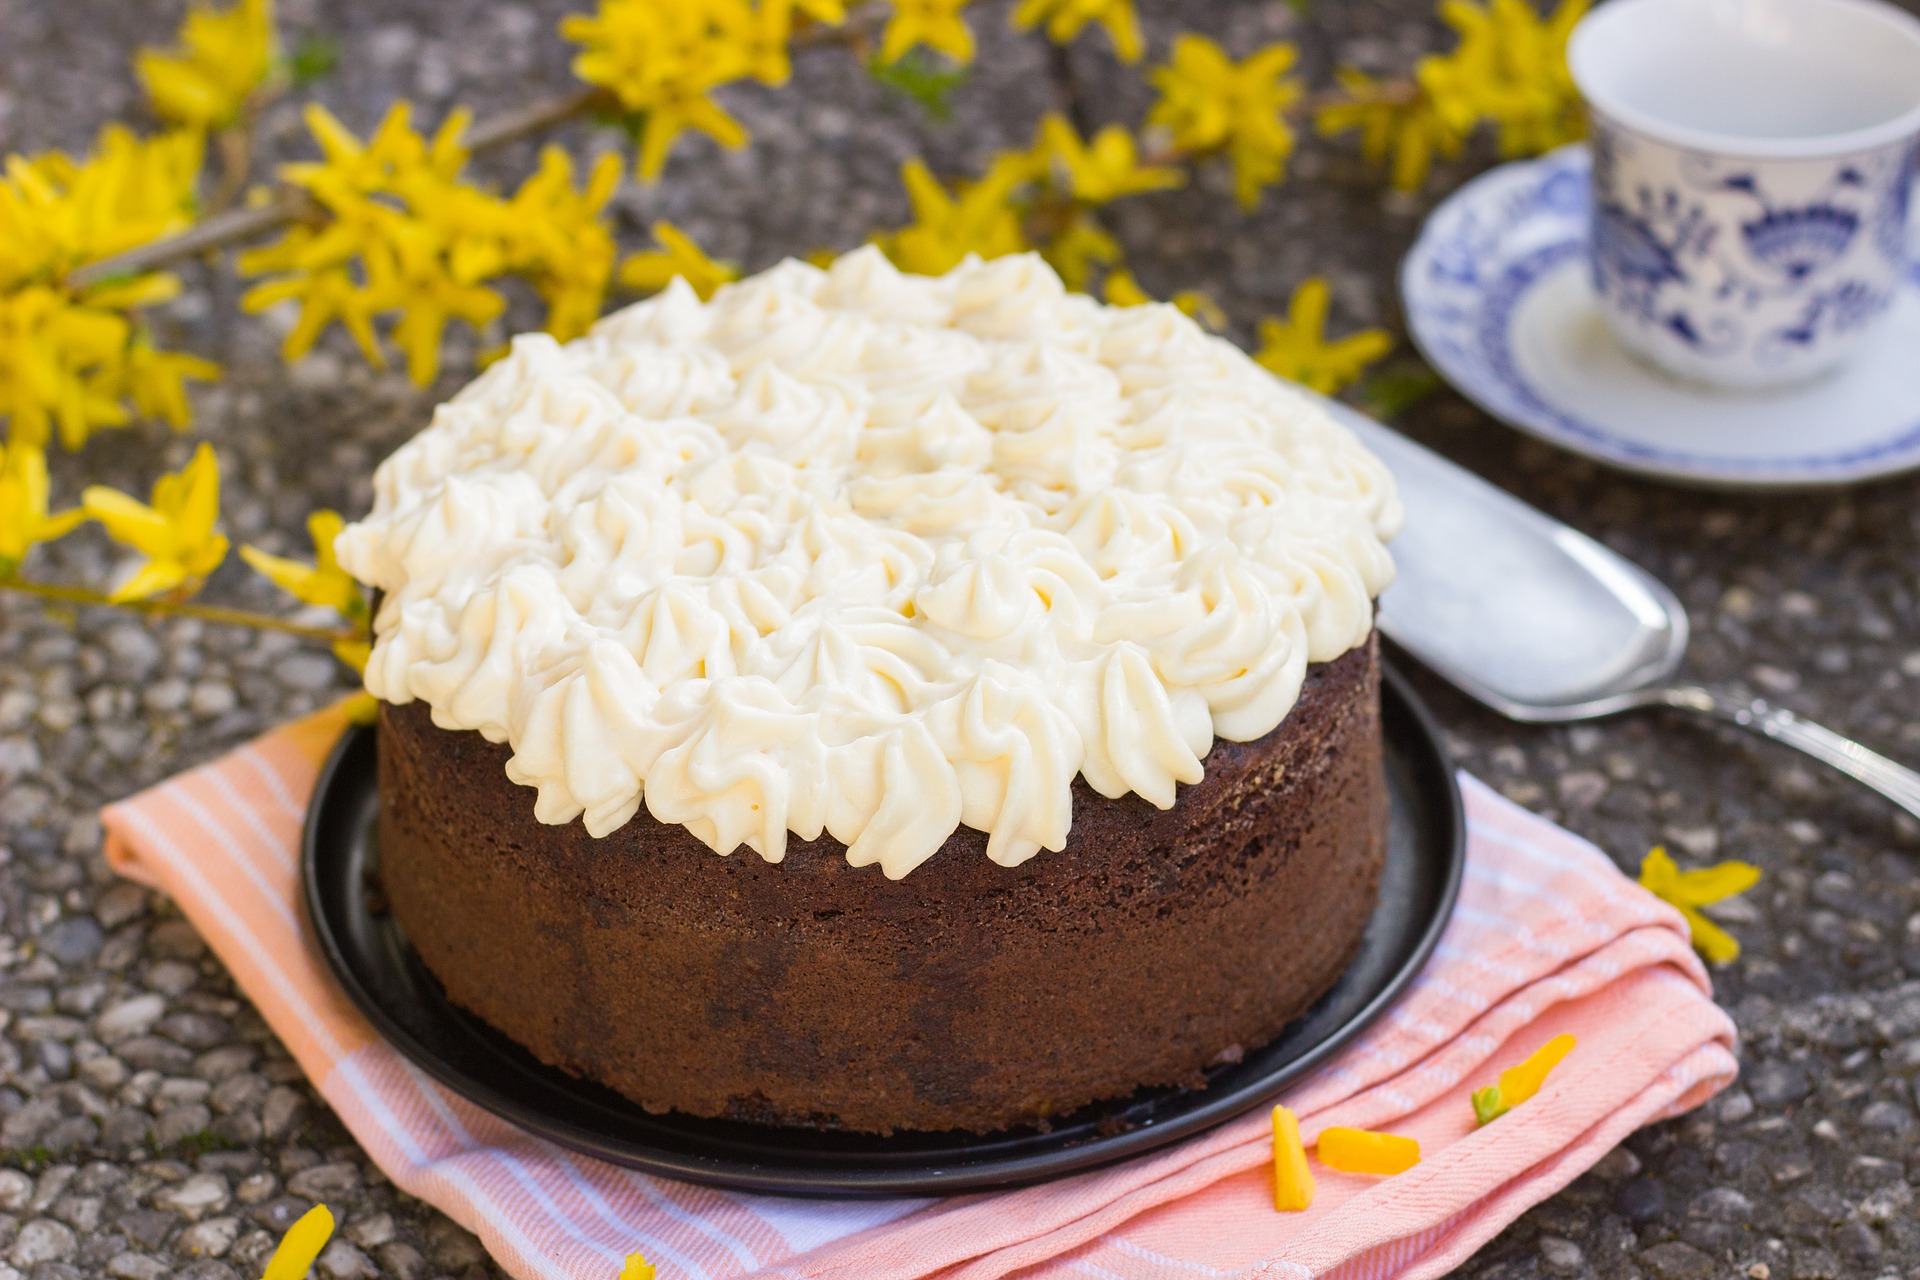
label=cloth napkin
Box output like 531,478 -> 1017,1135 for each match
100,703 -> 1738,1280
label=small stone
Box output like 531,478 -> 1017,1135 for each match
1811,1118 -> 1841,1141
260,1088 -> 305,1140
210,1073 -> 266,1115
1791,1246 -> 1841,1280
48,1194 -> 99,1232
188,681 -> 237,718
119,1037 -> 193,1074
425,1219 -> 488,1269
275,653 -> 339,692
343,1212 -> 393,1249
1692,1186 -> 1754,1222
76,1053 -> 128,1092
143,960 -> 198,998
152,1174 -> 230,1222
1859,1182 -> 1914,1224
2,1099 -> 60,1150
106,1255 -> 169,1280
7,1221 -> 76,1269
1836,1218 -> 1883,1262
1639,1240 -> 1717,1280
232,1173 -> 276,1206
40,1115 -> 97,1154
103,625 -> 163,679
114,1209 -> 175,1249
156,1012 -> 232,1050
175,1216 -> 239,1258
152,1103 -> 214,1149
1746,1265 -> 1770,1280
374,1242 -> 430,1280
1713,1089 -> 1756,1123
1539,1235 -> 1584,1273
156,1077 -> 212,1107
248,1197 -> 315,1235
227,1231 -> 276,1277
100,1108 -> 151,1151
94,885 -> 148,930
1590,1146 -> 1642,1180
316,1238 -> 377,1280
1615,1177 -> 1666,1222
1860,1100 -> 1913,1133
93,995 -> 165,1045
1747,1060 -> 1811,1108
0,1172 -> 31,1212
285,1163 -> 360,1202
191,1046 -> 256,1083
35,918 -> 101,967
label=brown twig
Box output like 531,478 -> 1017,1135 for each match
1,578 -> 361,643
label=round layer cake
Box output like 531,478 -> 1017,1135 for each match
337,247 -> 1402,1135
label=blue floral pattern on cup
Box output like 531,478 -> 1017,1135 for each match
1587,113 -> 1913,387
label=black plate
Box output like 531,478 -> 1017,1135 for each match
303,663 -> 1463,1196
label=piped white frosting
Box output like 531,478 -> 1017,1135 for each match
336,248 -> 1401,878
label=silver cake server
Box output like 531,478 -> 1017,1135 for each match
1318,398 -> 1920,822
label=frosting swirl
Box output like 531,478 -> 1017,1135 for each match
337,248 -> 1401,878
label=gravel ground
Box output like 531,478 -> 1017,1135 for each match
4,1 -> 1920,1277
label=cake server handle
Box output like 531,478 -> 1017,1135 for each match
1660,685 -> 1920,821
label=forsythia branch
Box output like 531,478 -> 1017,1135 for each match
0,577 -> 360,643
65,86 -> 616,290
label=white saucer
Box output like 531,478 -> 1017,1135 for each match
1401,145 -> 1920,488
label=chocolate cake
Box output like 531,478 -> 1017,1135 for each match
337,246 -> 1403,1136
377,637 -> 1384,1134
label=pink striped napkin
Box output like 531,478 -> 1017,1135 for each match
101,703 -> 1738,1280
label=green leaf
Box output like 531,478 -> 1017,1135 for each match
1359,361 -> 1444,420
287,33 -> 341,86
868,49 -> 970,123
1472,1084 -> 1508,1125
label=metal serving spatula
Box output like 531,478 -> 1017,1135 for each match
1318,399 -> 1920,822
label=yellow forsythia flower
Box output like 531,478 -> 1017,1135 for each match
618,221 -> 741,301
1253,277 -> 1393,395
82,442 -> 229,602
1315,67 -> 1466,193
261,1204 -> 334,1280
1147,35 -> 1302,208
0,125 -> 202,290
509,147 -> 624,342
245,103 -> 613,381
619,1251 -> 657,1280
1317,1127 -> 1421,1175
562,0 -> 785,181
1427,0 -> 1589,159
121,342 -> 224,430
1472,1032 -> 1576,1124
877,0 -> 977,66
1638,846 -> 1761,965
240,510 -> 364,618
874,155 -> 1030,276
1035,114 -> 1183,204
1102,270 -> 1225,331
135,0 -> 277,131
242,510 -> 371,670
1271,1105 -> 1314,1211
0,126 -> 210,446
0,440 -> 85,575
1012,0 -> 1143,63
1039,213 -> 1118,290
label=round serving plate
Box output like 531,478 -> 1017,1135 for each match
303,663 -> 1464,1197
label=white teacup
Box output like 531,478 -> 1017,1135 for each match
1568,0 -> 1920,390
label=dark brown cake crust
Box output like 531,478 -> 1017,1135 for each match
375,635 -> 1387,1135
